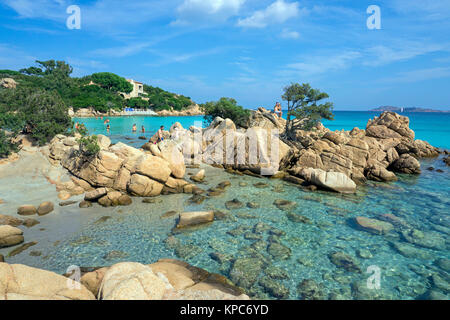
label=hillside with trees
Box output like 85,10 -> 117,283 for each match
0,59 -> 196,158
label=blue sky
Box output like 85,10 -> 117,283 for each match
0,0 -> 449,110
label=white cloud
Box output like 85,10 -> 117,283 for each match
284,51 -> 362,77
364,42 -> 449,66
237,0 -> 305,28
381,67 -> 450,83
280,28 -> 300,39
173,0 -> 246,25
0,44 -> 36,70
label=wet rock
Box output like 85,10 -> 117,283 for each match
174,243 -> 203,260
0,214 -> 23,227
259,276 -> 289,299
329,252 -> 361,273
390,241 -> 433,260
161,211 -> 178,219
17,205 -> 37,216
22,219 -> 40,228
423,290 -> 449,300
225,199 -> 244,210
267,242 -> 291,260
286,212 -> 311,224
357,249 -> 373,259
94,216 -> 111,224
435,258 -> 450,273
355,217 -> 394,235
253,222 -> 271,234
283,174 -> 305,185
210,252 -> 233,265
8,241 -> 37,257
379,213 -> 409,228
217,181 -> 231,189
235,211 -> 257,219
297,257 -> 314,267
0,254 -> 4,262
37,201 -> 54,216
264,266 -> 289,280
297,279 -> 325,300
244,232 -> 263,241
351,280 -> 391,300
189,194 -> 206,205
227,225 -> 251,237
118,195 -> 132,206
176,211 -> 214,228
0,225 -> 24,248
142,197 -> 162,204
213,210 -> 235,222
273,199 -> 297,211
190,169 -> 205,183
239,182 -> 248,187
103,250 -> 129,261
59,200 -> 77,207
70,236 -> 93,246
431,273 -> 450,293
247,202 -> 260,209
84,187 -> 108,201
230,258 -> 264,290
444,156 -> 450,166
401,229 -> 446,250
79,200 -> 93,208
390,154 -> 421,174
253,182 -> 269,189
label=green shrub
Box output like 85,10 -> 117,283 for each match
75,124 -> 100,157
200,97 -> 250,128
0,130 -> 18,158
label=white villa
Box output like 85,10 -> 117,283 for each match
121,79 -> 147,99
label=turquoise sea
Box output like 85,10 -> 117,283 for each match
74,111 -> 450,149
2,111 -> 449,300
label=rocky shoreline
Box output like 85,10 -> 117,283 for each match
70,104 -> 204,118
0,109 -> 448,300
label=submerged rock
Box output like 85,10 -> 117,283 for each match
267,242 -> 291,260
230,258 -> 264,290
0,214 -> 23,227
79,200 -> 93,208
297,279 -> 325,300
328,252 -> 361,273
176,211 -> 214,229
37,201 -> 54,216
17,205 -> 37,216
390,241 -> 433,260
103,250 -> 129,261
225,199 -> 244,210
286,212 -> 311,224
259,276 -> 289,299
8,241 -> 37,257
0,225 -> 24,248
355,217 -> 394,235
273,199 -> 297,211
264,266 -> 289,280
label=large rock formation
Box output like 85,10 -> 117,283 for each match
0,78 -> 17,89
47,134 -> 189,200
0,263 -> 95,300
171,111 -> 290,176
82,260 -> 248,300
283,112 -> 439,186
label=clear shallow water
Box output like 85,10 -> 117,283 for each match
2,112 -> 448,300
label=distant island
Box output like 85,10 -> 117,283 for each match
370,106 -> 449,113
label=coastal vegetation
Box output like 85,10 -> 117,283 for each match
0,59 -> 196,158
200,97 -> 251,128
282,83 -> 334,136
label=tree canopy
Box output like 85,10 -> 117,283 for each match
90,72 -> 133,93
282,83 -> 334,136
201,97 -> 250,128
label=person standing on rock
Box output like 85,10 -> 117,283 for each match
150,125 -> 164,144
274,102 -> 282,119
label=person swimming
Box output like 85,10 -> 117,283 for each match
141,125 -> 145,133
132,124 -> 137,133
106,124 -> 110,133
